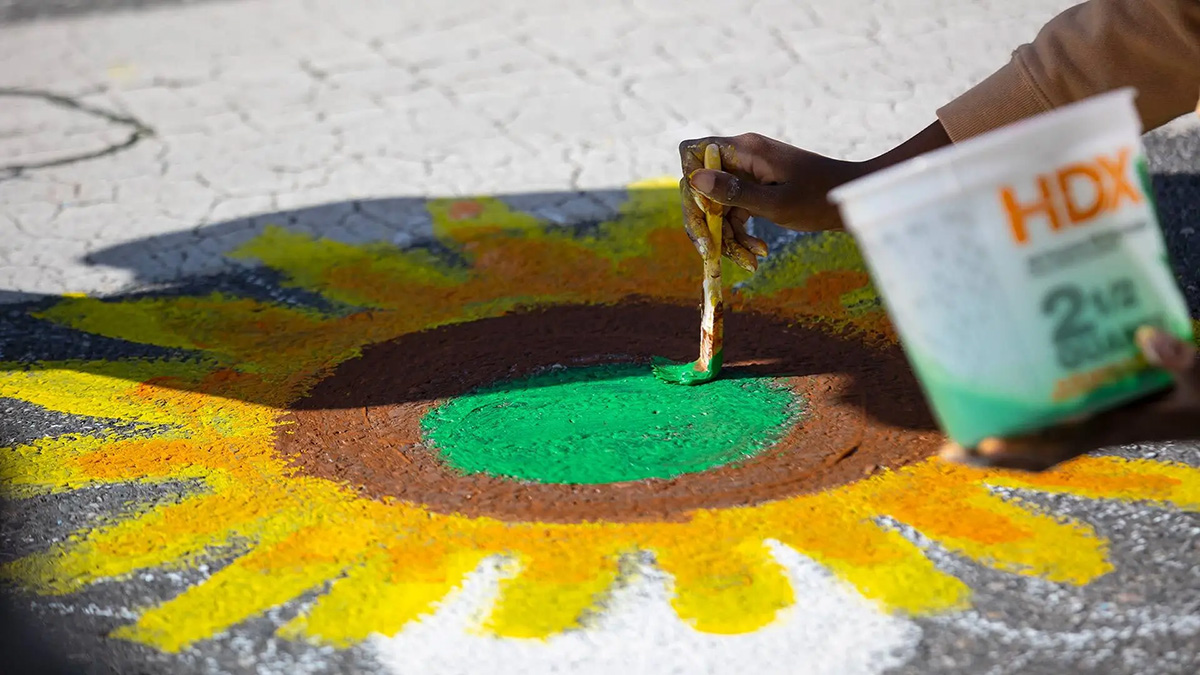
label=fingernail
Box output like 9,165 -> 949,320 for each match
939,443 -> 982,466
689,169 -> 716,196
976,437 -> 1008,457
746,237 -> 769,257
1136,326 -> 1177,366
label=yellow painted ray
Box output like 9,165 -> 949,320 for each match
112,521 -> 376,653
650,519 -> 793,634
738,231 -> 870,298
988,455 -> 1200,510
1,434 -> 247,499
0,359 -> 210,427
231,226 -> 466,309
763,493 -> 971,615
2,434 -> 118,498
66,436 -> 280,486
281,545 -> 490,647
137,371 -> 295,436
427,197 -> 545,244
1,479 -> 320,594
483,536 -> 624,638
1,361 -> 290,441
34,295 -> 371,375
231,228 -> 526,333
590,177 -> 679,259
586,175 -> 727,269
868,461 -> 1113,584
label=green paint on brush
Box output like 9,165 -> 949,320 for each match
650,349 -> 723,385
421,362 -> 796,484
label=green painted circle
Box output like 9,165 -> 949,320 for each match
420,363 -> 799,484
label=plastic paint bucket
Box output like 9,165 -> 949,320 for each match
829,88 -> 1193,448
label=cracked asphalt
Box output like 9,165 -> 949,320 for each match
1,0 -> 1199,673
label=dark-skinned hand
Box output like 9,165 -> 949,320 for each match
677,125 -> 1197,471
940,326 -> 1200,471
678,124 -> 953,270
677,133 -> 865,271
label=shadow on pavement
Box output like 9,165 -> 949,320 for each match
0,174 -> 1197,435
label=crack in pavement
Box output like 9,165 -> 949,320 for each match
0,88 -> 155,180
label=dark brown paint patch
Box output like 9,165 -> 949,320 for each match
276,301 -> 943,523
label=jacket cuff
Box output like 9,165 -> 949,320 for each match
936,57 -> 1052,142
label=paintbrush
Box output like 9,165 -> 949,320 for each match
652,143 -> 725,385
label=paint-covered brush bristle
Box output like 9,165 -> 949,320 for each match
654,142 -> 727,386
651,352 -> 724,386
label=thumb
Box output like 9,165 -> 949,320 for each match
1136,326 -> 1200,396
688,169 -> 787,217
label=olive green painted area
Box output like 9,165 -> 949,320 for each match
421,363 -> 798,484
651,349 -> 723,385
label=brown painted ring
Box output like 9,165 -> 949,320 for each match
276,301 -> 943,523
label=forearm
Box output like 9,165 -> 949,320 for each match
860,121 -> 952,174
937,0 -> 1200,141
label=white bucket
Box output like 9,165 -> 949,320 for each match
829,88 -> 1192,447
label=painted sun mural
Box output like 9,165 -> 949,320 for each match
2,177 -> 1200,654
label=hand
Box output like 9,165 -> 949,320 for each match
677,123 -> 954,270
677,133 -> 866,271
940,326 -> 1200,471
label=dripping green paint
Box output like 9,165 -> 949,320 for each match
420,362 -> 798,484
651,349 -> 724,385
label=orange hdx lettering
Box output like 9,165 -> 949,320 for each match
1000,147 -> 1142,245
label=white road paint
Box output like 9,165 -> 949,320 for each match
371,541 -> 921,675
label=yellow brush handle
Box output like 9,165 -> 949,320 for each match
703,144 -> 722,253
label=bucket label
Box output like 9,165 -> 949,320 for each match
852,145 -> 1191,447
1001,147 -> 1141,246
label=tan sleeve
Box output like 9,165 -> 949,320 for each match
937,0 -> 1200,141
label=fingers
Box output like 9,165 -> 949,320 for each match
940,404 -> 1200,471
938,326 -> 1200,473
678,132 -> 791,183
1136,326 -> 1200,398
678,133 -> 814,224
940,391 -> 1200,472
1136,326 -> 1195,371
679,136 -> 737,178
938,395 -> 1156,471
679,136 -> 773,269
679,178 -> 714,260
940,443 -> 1054,472
939,432 -> 1087,472
721,219 -> 759,272
721,211 -> 769,272
729,209 -> 769,257
688,169 -> 790,219
682,179 -> 768,271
